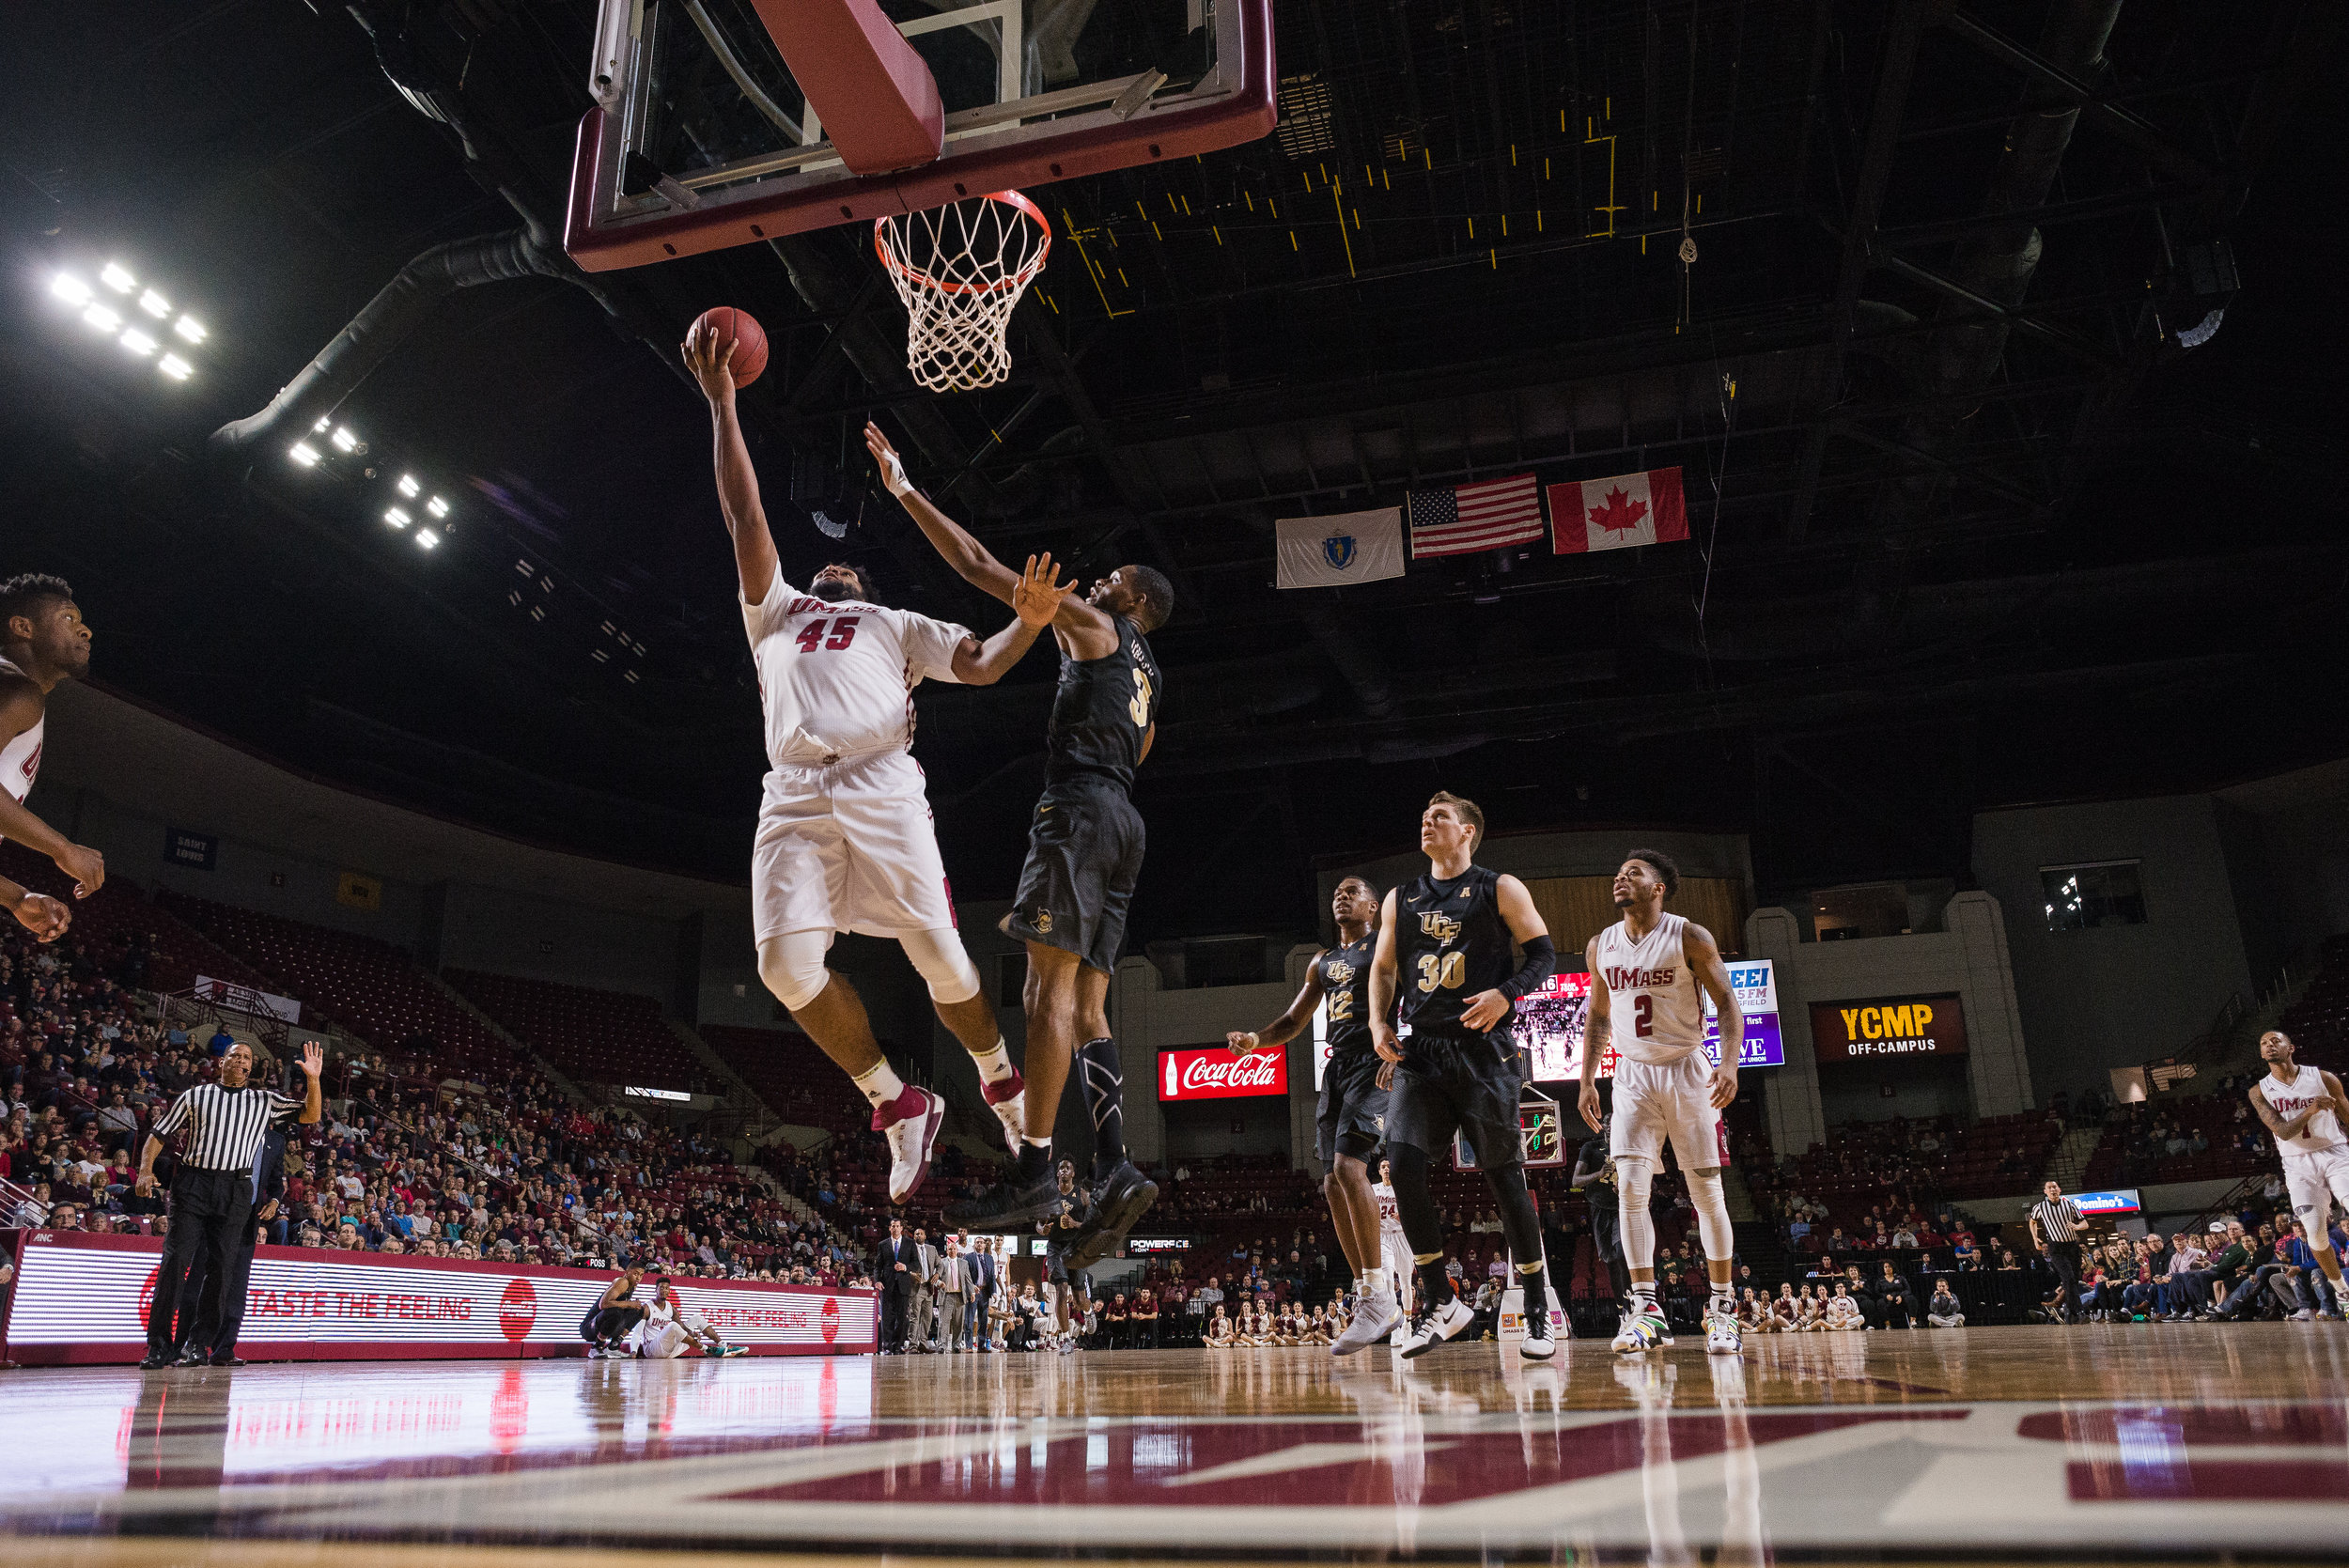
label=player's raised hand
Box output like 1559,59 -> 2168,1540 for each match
680,323 -> 737,406
1015,553 -> 1072,629
9,891 -> 70,942
863,421 -> 913,496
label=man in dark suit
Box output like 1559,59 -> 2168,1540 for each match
182,1125 -> 288,1366
966,1234 -> 999,1349
878,1218 -> 917,1353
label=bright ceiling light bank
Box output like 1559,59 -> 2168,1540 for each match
47,259 -> 210,382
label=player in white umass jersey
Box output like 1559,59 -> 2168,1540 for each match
1577,848 -> 1747,1358
690,324 -> 1066,1203
2248,1029 -> 2349,1316
0,573 -> 101,944
1373,1156 -> 1414,1315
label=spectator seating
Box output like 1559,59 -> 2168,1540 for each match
158,893 -> 513,1078
2081,1084 -> 2273,1188
2276,935 -> 2349,1057
0,844 -> 274,998
698,1025 -> 870,1137
444,969 -> 711,1094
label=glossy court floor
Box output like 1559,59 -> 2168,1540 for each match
3,1325 -> 2346,1566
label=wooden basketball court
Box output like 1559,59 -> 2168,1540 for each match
4,1325 -> 2343,1564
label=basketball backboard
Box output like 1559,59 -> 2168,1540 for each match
566,0 -> 1274,272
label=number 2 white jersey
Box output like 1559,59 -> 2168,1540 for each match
1593,911 -> 1705,1064
741,565 -> 972,767
0,656 -> 44,838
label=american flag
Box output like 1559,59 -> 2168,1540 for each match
1407,473 -> 1546,558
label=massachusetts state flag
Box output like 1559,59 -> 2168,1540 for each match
1275,507 -> 1407,589
1408,474 -> 1545,559
1548,467 -> 1688,553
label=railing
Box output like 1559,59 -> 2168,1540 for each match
1,1172 -> 48,1225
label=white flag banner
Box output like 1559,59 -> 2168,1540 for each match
1275,507 -> 1406,589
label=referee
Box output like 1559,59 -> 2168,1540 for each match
2030,1179 -> 2086,1326
134,1039 -> 322,1369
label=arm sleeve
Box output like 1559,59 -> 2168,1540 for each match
1500,936 -> 1557,1001
739,563 -> 800,644
899,612 -> 975,686
267,1090 -> 302,1125
149,1091 -> 192,1140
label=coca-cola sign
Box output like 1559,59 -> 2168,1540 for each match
1158,1045 -> 1288,1102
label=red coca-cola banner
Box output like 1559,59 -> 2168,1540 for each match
1158,1045 -> 1287,1102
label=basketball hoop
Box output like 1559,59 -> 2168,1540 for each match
874,191 -> 1050,394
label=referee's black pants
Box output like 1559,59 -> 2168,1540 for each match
190,1225 -> 261,1359
148,1168 -> 252,1359
2048,1241 -> 2084,1323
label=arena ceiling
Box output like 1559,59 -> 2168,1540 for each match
3,0 -> 2342,946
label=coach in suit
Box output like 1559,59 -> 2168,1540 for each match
965,1236 -> 998,1349
936,1235 -> 972,1351
908,1227 -> 940,1351
879,1218 -> 918,1353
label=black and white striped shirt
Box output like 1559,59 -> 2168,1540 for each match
150,1082 -> 301,1172
2031,1196 -> 2083,1244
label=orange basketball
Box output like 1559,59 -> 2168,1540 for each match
692,305 -> 769,388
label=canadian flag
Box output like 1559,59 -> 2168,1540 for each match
1548,466 -> 1688,553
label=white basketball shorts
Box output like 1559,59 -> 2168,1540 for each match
2282,1146 -> 2349,1234
753,748 -> 957,942
1609,1050 -> 1728,1169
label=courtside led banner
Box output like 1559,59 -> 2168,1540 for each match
0,1230 -> 878,1366
1517,960 -> 1784,1082
1159,1045 -> 1287,1101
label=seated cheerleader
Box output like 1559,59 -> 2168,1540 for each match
1206,1303 -> 1236,1349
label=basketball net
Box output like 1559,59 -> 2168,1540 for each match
874,191 -> 1051,394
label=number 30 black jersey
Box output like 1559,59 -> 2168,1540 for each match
1393,864 -> 1515,1036
1045,614 -> 1159,791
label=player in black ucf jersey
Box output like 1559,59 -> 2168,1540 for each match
867,422 -> 1174,1251
1228,877 -> 1397,1354
1367,791 -> 1559,1359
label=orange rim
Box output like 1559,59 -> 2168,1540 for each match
873,190 -> 1052,297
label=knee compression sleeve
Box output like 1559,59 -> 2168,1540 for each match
898,927 -> 982,1005
1688,1167 -> 1737,1262
1617,1157 -> 1657,1273
758,930 -> 835,1014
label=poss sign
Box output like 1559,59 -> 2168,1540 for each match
1159,1046 -> 1287,1102
1810,995 -> 1968,1062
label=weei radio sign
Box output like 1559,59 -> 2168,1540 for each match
1808,994 -> 1969,1061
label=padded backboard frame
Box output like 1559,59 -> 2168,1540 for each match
566,0 -> 1274,272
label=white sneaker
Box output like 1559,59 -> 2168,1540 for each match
982,1070 -> 1027,1157
879,1086 -> 944,1203
2293,1308 -> 2314,1322
1519,1311 -> 1557,1361
1333,1289 -> 1402,1356
1704,1308 -> 1743,1356
1611,1307 -> 1669,1355
1394,1296 -> 1475,1358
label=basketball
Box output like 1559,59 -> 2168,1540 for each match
691,305 -> 768,388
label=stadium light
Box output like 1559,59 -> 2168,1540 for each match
100,262 -> 134,293
82,303 -> 121,334
118,328 -> 157,357
313,416 -> 332,433
173,316 -> 207,344
397,474 -> 420,498
50,272 -> 91,306
289,442 -> 321,467
427,496 -> 448,518
383,506 -> 411,528
415,529 -> 440,550
158,354 -> 192,381
331,426 -> 359,453
137,288 -> 169,318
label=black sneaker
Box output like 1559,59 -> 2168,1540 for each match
946,1168 -> 1066,1230
139,1352 -> 175,1371
1066,1161 -> 1159,1269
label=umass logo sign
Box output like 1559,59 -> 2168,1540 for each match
1159,1046 -> 1287,1102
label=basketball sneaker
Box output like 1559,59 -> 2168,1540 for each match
1332,1287 -> 1402,1356
878,1085 -> 944,1203
982,1070 -> 1027,1157
1611,1307 -> 1670,1355
1395,1296 -> 1475,1358
1703,1307 -> 1743,1356
946,1166 -> 1065,1230
1518,1309 -> 1557,1361
1064,1160 -> 1159,1269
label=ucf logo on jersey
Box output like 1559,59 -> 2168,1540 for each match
1419,911 -> 1461,946
1326,958 -> 1356,985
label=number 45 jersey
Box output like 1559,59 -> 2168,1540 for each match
1395,864 -> 1517,1037
742,563 -> 972,767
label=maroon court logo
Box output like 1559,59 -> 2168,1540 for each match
137,1265 -> 160,1330
498,1276 -> 537,1343
821,1295 -> 840,1344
